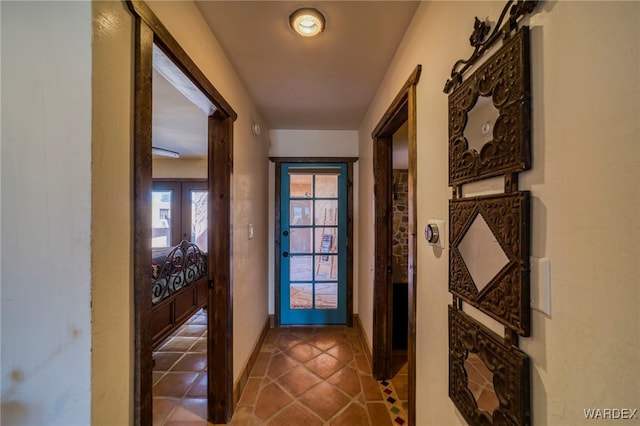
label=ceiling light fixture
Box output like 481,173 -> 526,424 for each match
152,147 -> 180,158
289,8 -> 325,37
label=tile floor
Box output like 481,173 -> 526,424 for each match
152,309 -> 408,425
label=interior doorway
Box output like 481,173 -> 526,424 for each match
390,122 -> 409,374
279,163 -> 349,325
371,65 -> 421,426
128,3 -> 237,424
272,157 -> 357,327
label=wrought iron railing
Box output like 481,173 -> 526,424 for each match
152,240 -> 207,305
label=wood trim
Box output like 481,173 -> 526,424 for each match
152,178 -> 207,182
128,2 -> 236,424
406,82 -> 418,426
372,136 -> 393,379
354,314 -> 373,369
273,162 -> 282,326
272,158 -> 356,327
346,162 -> 354,327
371,65 -> 422,138
232,317 -> 271,404
371,65 -> 421,426
270,157 -> 358,164
126,0 -> 237,121
208,114 -> 234,423
132,18 -> 154,426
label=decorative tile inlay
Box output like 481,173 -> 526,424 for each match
379,378 -> 408,426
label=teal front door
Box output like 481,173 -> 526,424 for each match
280,163 -> 347,325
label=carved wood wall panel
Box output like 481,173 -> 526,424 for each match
448,28 -> 531,187
449,192 -> 531,336
449,307 -> 531,426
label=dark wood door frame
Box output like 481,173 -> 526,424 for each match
270,157 -> 357,327
371,65 -> 421,426
127,1 -> 237,424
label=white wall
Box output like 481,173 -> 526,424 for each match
359,1 -> 639,425
1,2 -> 92,425
267,130 -> 359,316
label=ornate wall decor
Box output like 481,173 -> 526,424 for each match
448,27 -> 531,187
449,192 -> 530,336
445,2 -> 539,423
449,307 -> 531,426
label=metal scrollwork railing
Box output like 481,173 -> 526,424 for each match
152,240 -> 207,305
443,0 -> 538,94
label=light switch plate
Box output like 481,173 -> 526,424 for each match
530,257 -> 551,315
248,223 -> 254,240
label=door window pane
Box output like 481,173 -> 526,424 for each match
315,175 -> 338,198
290,255 -> 313,281
191,190 -> 207,250
290,174 -> 313,198
314,200 -> 338,225
315,283 -> 338,309
315,228 -> 337,255
315,255 -> 338,281
290,284 -> 312,309
290,200 -> 312,225
152,190 -> 173,247
290,228 -> 313,254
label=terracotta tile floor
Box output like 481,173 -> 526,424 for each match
152,310 -> 408,425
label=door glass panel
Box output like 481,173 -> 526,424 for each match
152,190 -> 173,248
290,228 -> 313,253
315,283 -> 338,309
281,164 -> 346,325
315,228 -> 337,255
290,255 -> 313,281
290,174 -> 313,198
290,284 -> 313,309
315,200 -> 338,225
315,175 -> 338,198
290,200 -> 312,225
315,255 -> 337,281
191,190 -> 208,250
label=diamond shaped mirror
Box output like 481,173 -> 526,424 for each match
449,192 -> 530,336
458,213 -> 509,293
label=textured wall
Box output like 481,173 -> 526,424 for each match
392,170 -> 409,284
2,2 -> 92,424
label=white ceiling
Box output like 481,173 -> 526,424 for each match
152,1 -> 420,159
195,1 -> 420,130
153,69 -> 208,158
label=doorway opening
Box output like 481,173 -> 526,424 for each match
271,157 -> 357,327
371,65 -> 421,426
128,2 -> 237,424
391,122 -> 409,374
279,163 -> 348,325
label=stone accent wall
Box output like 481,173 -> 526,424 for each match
392,170 -> 409,283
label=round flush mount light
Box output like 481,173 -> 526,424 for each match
289,8 -> 325,37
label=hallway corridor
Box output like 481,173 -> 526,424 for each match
152,310 -> 408,425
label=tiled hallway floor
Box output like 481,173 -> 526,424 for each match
152,310 -> 408,425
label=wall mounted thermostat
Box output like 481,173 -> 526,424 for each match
425,220 -> 445,248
